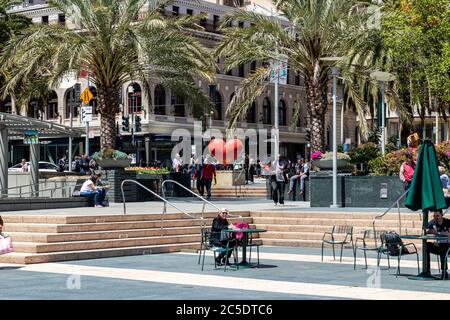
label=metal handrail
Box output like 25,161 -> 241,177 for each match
161,179 -> 243,221
372,189 -> 410,245
121,179 -> 205,236
6,182 -> 85,198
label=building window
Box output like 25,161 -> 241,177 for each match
172,6 -> 179,16
262,97 -> 271,124
42,16 -> 48,24
238,64 -> 245,77
279,100 -> 287,126
213,15 -> 219,30
58,14 -> 65,26
246,102 -> 256,123
250,61 -> 256,72
171,92 -> 185,117
226,68 -> 233,76
154,84 -> 166,115
127,83 -> 142,114
186,9 -> 193,16
210,88 -> 222,120
238,21 -> 244,28
0,96 -> 12,114
200,12 -> 207,28
88,86 -> 98,115
295,73 -> 300,86
65,88 -> 79,119
46,91 -> 58,119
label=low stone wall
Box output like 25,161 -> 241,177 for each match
310,173 -> 404,207
0,197 -> 90,211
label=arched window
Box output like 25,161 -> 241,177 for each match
154,84 -> 166,115
27,99 -> 40,119
326,125 -> 332,151
279,100 -> 287,126
65,88 -> 79,119
88,86 -> 98,115
262,97 -> 271,124
246,101 -> 256,123
0,96 -> 12,114
46,91 -> 58,119
127,83 -> 142,114
212,90 -> 222,120
171,91 -> 185,117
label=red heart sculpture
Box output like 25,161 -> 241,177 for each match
207,138 -> 225,163
207,138 -> 243,164
224,138 -> 244,164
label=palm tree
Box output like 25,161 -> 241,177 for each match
1,0 -> 215,152
0,0 -> 32,113
215,0 -> 377,151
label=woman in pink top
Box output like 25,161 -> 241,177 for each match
399,152 -> 416,191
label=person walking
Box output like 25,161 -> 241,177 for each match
399,152 -> 416,191
272,154 -> 287,206
202,156 -> 216,200
20,159 -> 29,172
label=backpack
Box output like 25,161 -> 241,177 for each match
384,231 -> 409,256
71,160 -> 80,172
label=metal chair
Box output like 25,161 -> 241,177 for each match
353,229 -> 392,270
199,228 -> 238,272
248,226 -> 261,266
321,225 -> 354,262
380,232 -> 419,277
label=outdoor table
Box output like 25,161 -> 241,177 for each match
400,234 -> 449,280
223,228 -> 267,267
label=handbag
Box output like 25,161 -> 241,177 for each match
0,236 -> 13,255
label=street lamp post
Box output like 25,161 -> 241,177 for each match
320,56 -> 345,208
370,71 -> 395,155
128,85 -> 135,146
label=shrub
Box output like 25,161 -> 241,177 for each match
320,152 -> 350,161
92,148 -> 131,161
368,148 -> 419,176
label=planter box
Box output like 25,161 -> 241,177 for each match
214,170 -> 245,188
97,159 -> 132,169
310,173 -> 404,207
315,159 -> 351,170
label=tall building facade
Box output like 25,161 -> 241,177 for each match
3,0 -> 357,166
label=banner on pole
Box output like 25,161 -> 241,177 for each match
269,54 -> 288,85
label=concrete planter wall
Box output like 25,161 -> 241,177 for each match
310,173 -> 404,207
97,159 -> 132,169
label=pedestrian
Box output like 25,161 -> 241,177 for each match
71,156 -> 81,172
20,159 -> 29,172
195,159 -> 205,197
272,154 -> 287,206
202,155 -> 216,200
439,166 -> 450,190
172,153 -> 182,173
79,173 -> 107,208
0,216 -> 8,238
288,158 -> 304,194
399,152 -> 416,191
89,158 -> 98,174
58,155 -> 67,172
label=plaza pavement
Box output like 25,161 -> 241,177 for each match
0,245 -> 448,300
0,196 -> 436,300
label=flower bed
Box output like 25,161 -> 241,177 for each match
124,167 -> 170,175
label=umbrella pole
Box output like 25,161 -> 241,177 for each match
409,209 -> 437,280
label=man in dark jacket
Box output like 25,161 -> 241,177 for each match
210,208 -> 236,265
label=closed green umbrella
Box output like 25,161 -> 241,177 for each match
405,139 -> 447,279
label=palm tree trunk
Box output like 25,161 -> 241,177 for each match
306,79 -> 328,151
97,86 -> 120,152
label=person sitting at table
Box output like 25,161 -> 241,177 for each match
210,208 -> 236,266
426,210 -> 450,279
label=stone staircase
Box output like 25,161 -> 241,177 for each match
192,184 -> 267,199
0,211 -> 252,264
249,211 -> 425,248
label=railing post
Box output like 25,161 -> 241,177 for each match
397,200 -> 402,234
161,202 -> 166,237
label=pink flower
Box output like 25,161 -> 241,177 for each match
447,151 -> 450,157
311,151 -> 322,160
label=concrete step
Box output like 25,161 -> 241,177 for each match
4,217 -> 252,233
6,226 -> 204,243
251,217 -> 422,228
2,211 -> 251,225
0,242 -> 200,264
250,211 -> 423,220
12,234 -> 201,253
254,224 -> 422,235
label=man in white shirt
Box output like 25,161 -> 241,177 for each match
20,159 -> 29,172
